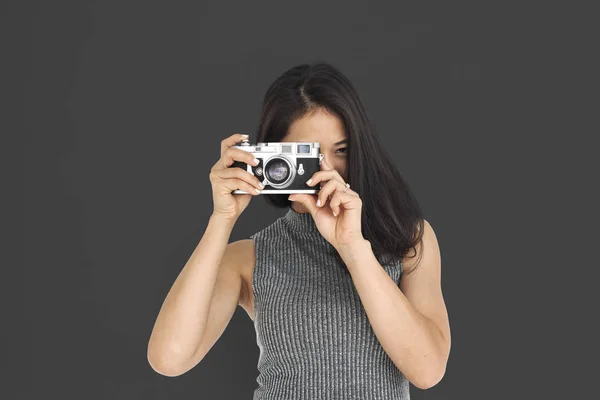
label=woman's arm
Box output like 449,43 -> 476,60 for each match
338,219 -> 450,389
147,213 -> 251,377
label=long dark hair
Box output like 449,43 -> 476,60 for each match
256,62 -> 425,274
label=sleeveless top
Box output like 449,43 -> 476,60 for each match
249,206 -> 410,399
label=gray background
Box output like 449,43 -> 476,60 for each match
15,0 -> 598,399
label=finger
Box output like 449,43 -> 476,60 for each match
330,191 -> 361,216
316,179 -> 344,208
306,170 -> 345,188
220,177 -> 262,195
219,147 -> 260,170
215,167 -> 264,191
319,157 -> 349,188
221,133 -> 250,157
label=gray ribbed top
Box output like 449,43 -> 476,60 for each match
250,206 -> 409,399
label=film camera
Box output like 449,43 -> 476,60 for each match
230,139 -> 323,194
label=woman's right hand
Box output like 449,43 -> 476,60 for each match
209,133 -> 265,221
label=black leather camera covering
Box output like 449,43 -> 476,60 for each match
230,156 -> 320,190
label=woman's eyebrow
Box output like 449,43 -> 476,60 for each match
334,139 -> 348,145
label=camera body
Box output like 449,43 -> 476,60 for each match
230,139 -> 323,194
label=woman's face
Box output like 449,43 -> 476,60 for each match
283,108 -> 348,182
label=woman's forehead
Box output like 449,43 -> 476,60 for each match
285,111 -> 347,144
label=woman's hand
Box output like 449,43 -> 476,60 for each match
209,133 -> 265,221
288,157 -> 365,250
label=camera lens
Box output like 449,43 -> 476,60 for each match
265,159 -> 289,183
263,156 -> 296,188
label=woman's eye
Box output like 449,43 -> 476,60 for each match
336,148 -> 347,154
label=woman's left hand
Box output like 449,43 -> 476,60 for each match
288,157 -> 365,250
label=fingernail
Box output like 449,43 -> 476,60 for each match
253,158 -> 259,165
316,199 -> 321,207
255,188 -> 261,194
333,211 -> 337,216
242,134 -> 249,138
259,182 -> 265,189
306,178 -> 312,185
288,196 -> 293,201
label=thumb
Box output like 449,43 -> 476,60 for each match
288,194 -> 319,217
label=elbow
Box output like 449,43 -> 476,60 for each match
412,333 -> 451,389
411,367 -> 445,390
147,343 -> 190,378
410,359 -> 447,390
148,355 -> 183,377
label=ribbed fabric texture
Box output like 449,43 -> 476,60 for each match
249,206 -> 409,400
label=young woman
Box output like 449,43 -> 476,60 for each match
148,62 -> 451,399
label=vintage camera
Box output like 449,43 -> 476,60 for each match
229,139 -> 323,194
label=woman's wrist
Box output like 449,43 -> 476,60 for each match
336,238 -> 371,260
209,212 -> 238,230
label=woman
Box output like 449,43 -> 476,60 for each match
147,62 -> 451,399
